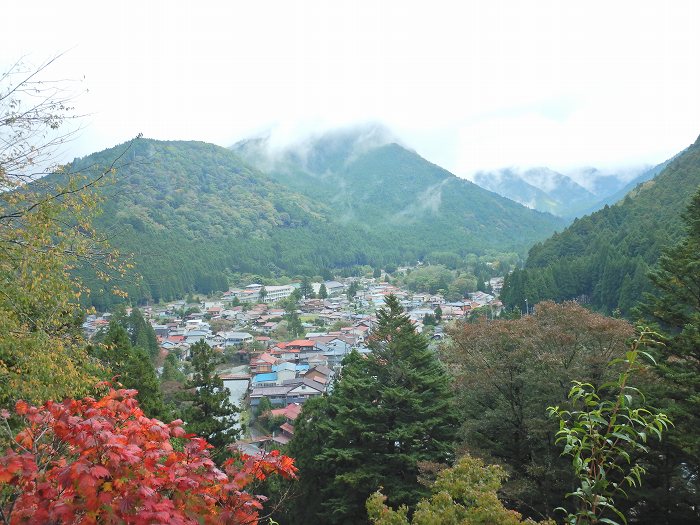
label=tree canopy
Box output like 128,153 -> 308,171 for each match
0,57 -> 129,407
442,301 -> 635,519
287,295 -> 459,524
0,387 -> 296,524
181,341 -> 239,455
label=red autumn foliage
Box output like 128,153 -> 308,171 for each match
0,388 -> 296,524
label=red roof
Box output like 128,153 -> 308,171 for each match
288,339 -> 316,347
253,352 -> 277,365
270,403 -> 302,420
167,335 -> 185,343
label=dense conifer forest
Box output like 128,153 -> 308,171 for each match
62,136 -> 562,308
501,135 -> 700,316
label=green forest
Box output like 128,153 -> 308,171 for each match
59,134 -> 563,309
2,60 -> 699,524
501,134 -> 700,316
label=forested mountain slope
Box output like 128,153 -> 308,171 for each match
472,167 -> 598,217
58,135 -> 561,308
63,139 -> 375,307
577,157 -> 676,217
501,134 -> 700,315
233,126 -> 564,253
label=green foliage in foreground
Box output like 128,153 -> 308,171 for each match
634,188 -> 700,521
548,331 -> 672,525
287,295 -> 459,524
367,455 -> 554,525
442,301 -> 636,519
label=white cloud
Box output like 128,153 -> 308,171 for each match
3,0 -> 699,173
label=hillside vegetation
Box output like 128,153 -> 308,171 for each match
59,132 -> 562,307
235,127 -> 564,252
501,134 -> 700,315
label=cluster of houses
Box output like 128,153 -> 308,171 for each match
81,276 -> 503,446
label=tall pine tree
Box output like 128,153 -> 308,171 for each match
127,307 -> 159,362
94,321 -> 167,420
288,295 -> 458,524
182,340 -> 239,455
637,188 -> 700,522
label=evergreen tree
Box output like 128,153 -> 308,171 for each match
288,295 -> 459,524
637,189 -> 700,521
122,346 -> 168,419
285,308 -> 304,338
299,277 -> 314,299
346,281 -> 359,301
95,321 -> 167,420
318,283 -> 328,299
161,352 -> 185,382
127,307 -> 159,361
434,305 -> 442,323
97,321 -> 132,374
182,340 -> 239,454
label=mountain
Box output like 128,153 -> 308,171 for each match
500,134 -> 700,315
60,133 -> 562,307
577,156 -> 679,216
472,167 -> 597,217
233,125 -> 565,250
472,164 -> 659,219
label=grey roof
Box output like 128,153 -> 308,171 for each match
284,377 -> 326,392
306,364 -> 333,377
250,386 -> 293,397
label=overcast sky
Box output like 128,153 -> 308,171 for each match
4,0 -> 700,177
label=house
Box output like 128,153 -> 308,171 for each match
286,339 -> 317,352
269,403 -> 302,422
249,386 -> 292,407
249,377 -> 327,408
266,404 -> 299,445
207,306 -> 223,317
221,331 -> 254,346
252,372 -> 278,388
301,353 -> 329,368
273,421 -> 295,445
151,324 -> 169,337
250,352 -> 278,373
323,281 -> 345,296
254,336 -> 271,348
285,378 -> 326,404
272,362 -> 297,384
261,285 -> 295,303
304,365 -> 333,385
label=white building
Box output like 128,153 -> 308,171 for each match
261,285 -> 295,303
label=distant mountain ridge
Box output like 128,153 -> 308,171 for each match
233,124 -> 564,250
49,129 -> 563,307
472,167 -> 596,217
471,164 -> 652,218
500,134 -> 700,315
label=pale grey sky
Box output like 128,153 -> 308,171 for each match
4,0 -> 700,176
